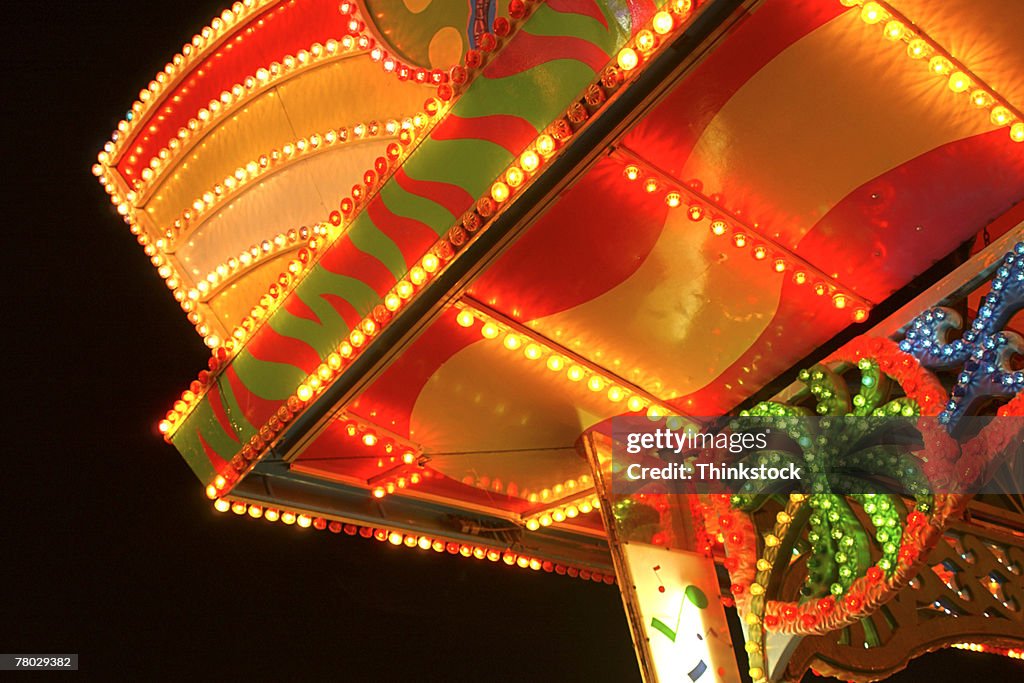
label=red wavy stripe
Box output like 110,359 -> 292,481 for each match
225,364 -> 282,430
349,308 -> 481,437
246,321 -> 322,376
482,30 -> 610,80
207,379 -> 240,444
283,293 -> 322,325
393,167 -> 475,219
623,0 -> 844,175
798,129 -> 1024,303
366,195 -> 439,265
547,0 -> 608,28
320,293 -> 363,329
319,233 -> 401,300
197,431 -> 227,472
469,157 -> 665,320
429,111 -> 539,157
671,277 -> 852,415
117,0 -> 342,182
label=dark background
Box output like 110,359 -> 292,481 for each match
2,1 -> 1020,680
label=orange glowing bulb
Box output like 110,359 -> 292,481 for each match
372,487 -> 386,498
710,219 -> 727,236
833,293 -> 847,309
491,181 -> 510,203
524,344 -> 542,360
652,11 -> 674,35
623,165 -> 640,181
617,48 -> 639,71
643,178 -> 658,193
947,72 -> 970,93
362,433 -> 378,447
928,56 -> 953,76
520,150 -> 540,172
264,509 -> 280,522
409,266 -> 427,285
627,396 -> 645,412
205,484 -> 217,500
773,258 -> 786,273
546,355 -> 565,372
505,166 -> 524,187
793,271 -> 808,285
907,39 -> 929,60
296,384 -> 313,402
636,30 -> 655,53
421,253 -> 440,272
214,475 -> 227,490
860,2 -> 885,24
607,386 -> 624,402
732,232 -> 747,248
991,106 -> 1011,126
481,322 -> 500,339
456,310 -> 475,327
214,498 -> 230,512
566,365 -> 584,382
852,307 -> 869,322
752,245 -> 767,260
536,135 -> 555,156
503,334 -> 522,350
665,192 -> 681,207
882,20 -> 904,41
587,376 -> 604,392
1011,122 -> 1024,142
970,90 -> 992,108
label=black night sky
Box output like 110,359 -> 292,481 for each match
3,1 -> 1020,680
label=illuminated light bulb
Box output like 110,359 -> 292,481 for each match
652,11 -> 674,34
264,509 -> 280,522
395,281 -> 414,299
860,2 -> 886,24
418,536 -> 432,550
491,181 -> 510,203
636,30 -> 655,53
813,282 -> 828,296
372,486 -> 386,498
752,245 -> 767,260
526,518 -> 540,531
248,505 -> 263,519
388,532 -> 403,545
520,150 -> 540,172
839,0 -> 858,5
505,166 -> 524,187
793,271 -> 808,285
579,501 -> 593,514
665,192 -> 681,208
422,253 -> 440,273
205,484 -> 217,499
409,266 -> 427,285
617,48 -> 639,71
928,55 -> 953,76
565,505 -> 579,518
687,204 -> 704,221
774,258 -> 787,273
546,355 -> 565,372
607,386 -> 624,402
350,329 -> 366,347
882,20 -> 904,41
627,396 -> 646,412
566,365 -> 585,382
990,106 -> 1011,126
552,509 -> 567,523
456,310 -> 475,327
362,433 -> 378,447
623,165 -> 640,181
647,405 -> 664,419
339,342 -> 354,358
587,376 -> 604,392
214,498 -> 231,512
297,514 -> 312,528
539,514 -> 553,527
1011,122 -> 1024,142
947,71 -> 971,93
516,556 -> 530,569
833,293 -> 848,309
852,307 -> 869,322
214,475 -> 227,490
971,90 -> 993,108
907,38 -> 930,59
643,178 -> 658,194
732,232 -> 748,248
481,322 -> 500,339
159,419 -> 172,435
536,135 -> 555,156
296,384 -> 313,402
524,344 -> 542,360
385,294 -> 401,312
503,334 -> 522,351
765,534 -> 780,547
710,219 -> 727,235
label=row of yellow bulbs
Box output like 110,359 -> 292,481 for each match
523,495 -> 601,531
212,497 -> 615,582
123,36 -> 367,194
615,5 -> 692,73
187,225 -> 325,301
843,0 -> 1022,143
167,118 -> 408,243
950,643 -> 1023,659
97,0 -> 273,164
455,305 -> 679,419
621,163 -> 870,321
